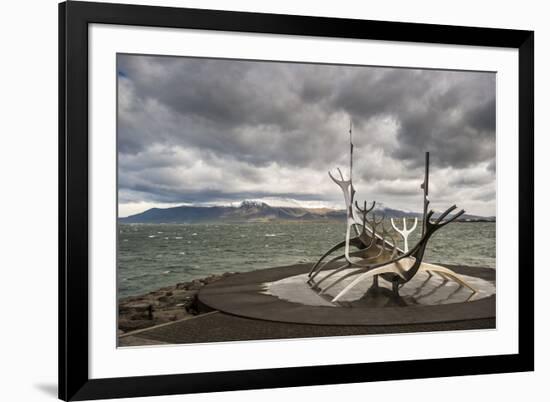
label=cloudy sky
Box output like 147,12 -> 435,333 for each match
117,54 -> 496,218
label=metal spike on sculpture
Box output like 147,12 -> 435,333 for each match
308,121 -> 476,302
391,217 -> 417,252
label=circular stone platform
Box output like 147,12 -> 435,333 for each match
198,263 -> 496,326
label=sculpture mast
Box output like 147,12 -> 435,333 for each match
349,120 -> 355,200
421,151 -> 430,236
348,119 -> 356,210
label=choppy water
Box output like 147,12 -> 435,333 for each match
118,221 -> 495,298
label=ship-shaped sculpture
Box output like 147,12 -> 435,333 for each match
307,121 -> 477,303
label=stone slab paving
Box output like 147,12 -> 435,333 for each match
118,310 -> 495,346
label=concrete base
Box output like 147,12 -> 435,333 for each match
198,263 -> 495,326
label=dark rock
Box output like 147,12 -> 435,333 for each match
205,274 -> 221,283
185,295 -> 200,315
187,281 -> 202,290
118,273 -> 233,331
130,312 -> 147,320
125,302 -> 150,311
173,293 -> 196,304
118,319 -> 154,332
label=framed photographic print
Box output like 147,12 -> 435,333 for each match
59,1 -> 534,400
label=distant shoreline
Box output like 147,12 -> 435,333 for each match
118,218 -> 496,224
119,201 -> 495,224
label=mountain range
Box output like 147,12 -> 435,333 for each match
119,200 -> 495,224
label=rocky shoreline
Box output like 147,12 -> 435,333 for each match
118,271 -> 236,334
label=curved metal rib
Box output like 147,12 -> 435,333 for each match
308,239 -> 347,277
346,223 -> 397,268
313,243 -> 386,286
320,257 -> 411,295
309,240 -> 376,282
308,234 -> 368,281
418,265 -> 477,293
310,212 -> 379,281
331,262 -> 410,302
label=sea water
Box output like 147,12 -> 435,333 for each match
118,221 -> 495,298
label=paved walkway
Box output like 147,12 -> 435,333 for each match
118,310 -> 495,347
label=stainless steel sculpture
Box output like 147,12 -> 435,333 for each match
308,122 -> 476,302
391,217 -> 417,252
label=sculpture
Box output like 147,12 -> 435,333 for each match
391,217 -> 417,253
308,121 -> 476,302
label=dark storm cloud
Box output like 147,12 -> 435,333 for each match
117,54 -> 496,216
330,68 -> 496,168
118,57 -> 344,169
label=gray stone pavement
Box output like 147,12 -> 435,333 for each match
118,310 -> 495,346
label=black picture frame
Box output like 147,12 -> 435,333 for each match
59,1 -> 534,400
